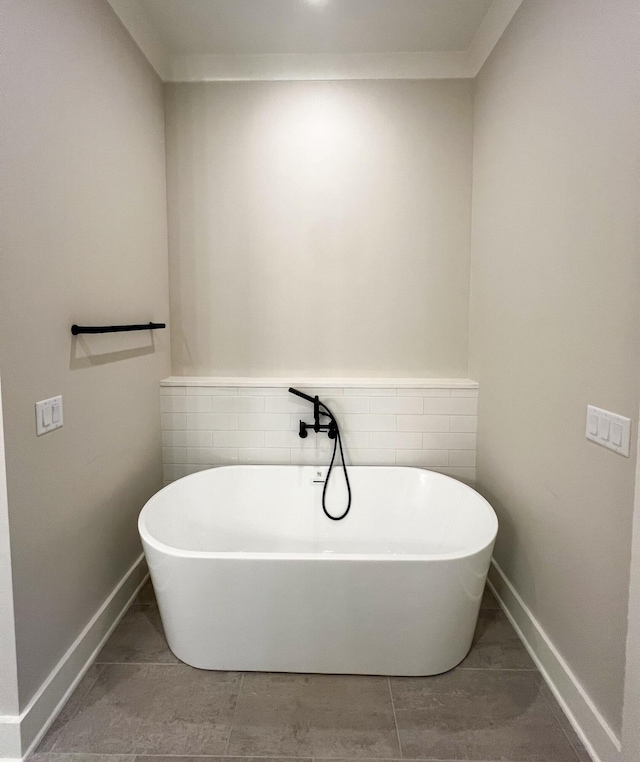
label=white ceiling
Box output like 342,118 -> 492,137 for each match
107,0 -> 522,81
140,0 -> 494,55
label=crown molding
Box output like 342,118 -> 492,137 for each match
107,0 -> 171,80
108,0 -> 523,83
168,51 -> 471,82
466,0 -> 523,76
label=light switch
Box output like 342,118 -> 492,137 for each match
42,405 -> 52,427
611,422 -> 623,447
586,405 -> 631,457
35,396 -> 63,436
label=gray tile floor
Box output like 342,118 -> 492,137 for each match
31,583 -> 591,762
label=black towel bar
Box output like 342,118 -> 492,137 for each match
71,322 -> 166,335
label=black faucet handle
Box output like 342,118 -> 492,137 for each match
298,419 -> 308,439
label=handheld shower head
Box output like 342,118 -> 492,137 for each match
288,387 -> 316,404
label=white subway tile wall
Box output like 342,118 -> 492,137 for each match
160,380 -> 478,485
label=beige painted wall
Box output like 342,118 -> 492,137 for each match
165,80 -> 473,378
0,379 -> 19,721
469,0 -> 640,737
622,420 -> 640,760
0,0 -> 170,708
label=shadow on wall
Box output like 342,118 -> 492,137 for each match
69,332 -> 157,369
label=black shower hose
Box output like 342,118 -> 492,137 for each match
317,400 -> 352,521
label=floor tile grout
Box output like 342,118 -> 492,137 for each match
387,676 -> 404,760
93,661 -> 184,666
35,756 -> 504,761
455,666 -> 537,671
223,671 -> 245,755
35,751 -> 504,762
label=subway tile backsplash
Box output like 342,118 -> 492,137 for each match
160,379 -> 478,485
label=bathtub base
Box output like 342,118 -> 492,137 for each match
147,552 -> 491,676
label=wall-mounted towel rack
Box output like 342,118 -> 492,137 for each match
71,322 -> 166,335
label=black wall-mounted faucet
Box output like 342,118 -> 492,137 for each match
288,388 -> 337,439
287,387 -> 351,521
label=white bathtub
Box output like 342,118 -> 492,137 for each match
139,465 -> 498,676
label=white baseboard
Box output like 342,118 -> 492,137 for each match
0,553 -> 147,761
0,717 -> 20,762
488,560 -> 621,762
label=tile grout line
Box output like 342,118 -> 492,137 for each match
37,743 -> 517,760
94,661 -> 181,666
33,756 -> 497,761
36,755 -> 495,760
47,663 -> 106,754
387,676 -> 404,759
456,666 -> 538,671
223,671 -> 245,755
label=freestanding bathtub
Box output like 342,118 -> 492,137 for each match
139,465 -> 498,676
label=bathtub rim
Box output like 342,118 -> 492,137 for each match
139,465 -> 498,563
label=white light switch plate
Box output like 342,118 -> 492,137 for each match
36,396 -> 63,436
586,405 -> 630,457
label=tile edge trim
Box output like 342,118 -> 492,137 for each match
161,377 -> 479,389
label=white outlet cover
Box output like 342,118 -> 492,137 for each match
36,396 -> 63,436
586,404 -> 631,457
